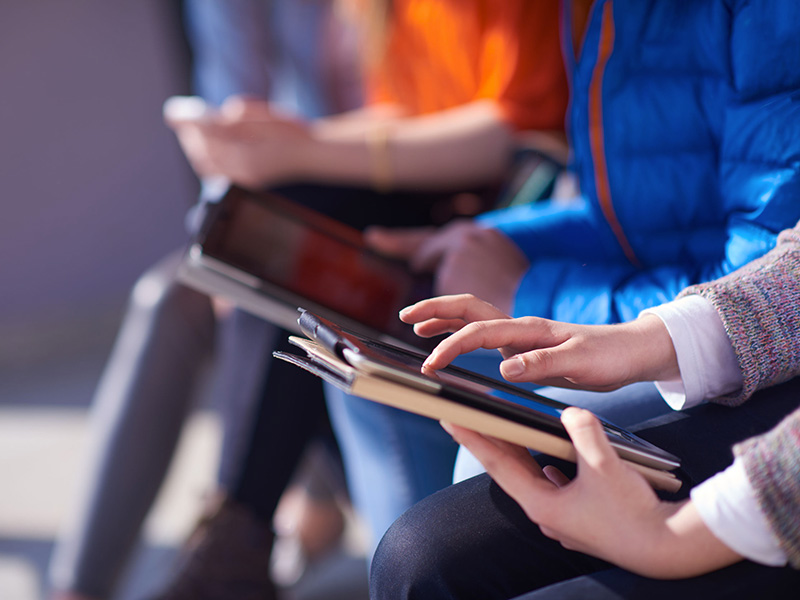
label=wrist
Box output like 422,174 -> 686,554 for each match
282,130 -> 317,181
298,124 -> 373,185
657,499 -> 743,578
628,314 -> 680,383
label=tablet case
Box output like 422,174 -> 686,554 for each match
275,313 -> 682,493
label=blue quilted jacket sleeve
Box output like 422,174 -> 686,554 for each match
480,1 -> 800,326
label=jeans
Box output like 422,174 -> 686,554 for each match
184,0 -> 352,117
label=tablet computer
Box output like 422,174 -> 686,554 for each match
178,185 -> 435,350
275,310 -> 682,491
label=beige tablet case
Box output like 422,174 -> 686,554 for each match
278,337 -> 681,493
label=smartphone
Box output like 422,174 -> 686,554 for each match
162,95 -> 218,123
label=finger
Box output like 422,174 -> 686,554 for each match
172,127 -> 220,176
443,423 -> 540,468
412,318 -> 467,338
399,294 -> 508,325
425,316 -> 555,371
409,227 -> 460,272
424,318 -> 521,370
442,423 -> 552,500
364,226 -> 434,259
539,525 -> 561,541
498,337 -> 588,384
561,407 -> 620,474
219,95 -> 274,121
542,465 -> 571,488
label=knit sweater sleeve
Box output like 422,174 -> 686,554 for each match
680,222 -> 800,568
733,408 -> 800,568
676,223 -> 800,406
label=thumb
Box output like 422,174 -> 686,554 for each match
364,226 -> 434,259
220,95 -> 276,121
560,407 -> 619,474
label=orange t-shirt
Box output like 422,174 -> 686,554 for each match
368,0 -> 568,131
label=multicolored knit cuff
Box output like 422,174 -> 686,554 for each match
735,407 -> 800,569
677,231 -> 800,406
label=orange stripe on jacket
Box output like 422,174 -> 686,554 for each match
588,1 -> 641,267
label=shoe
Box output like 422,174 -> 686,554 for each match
271,486 -> 346,586
149,494 -> 277,600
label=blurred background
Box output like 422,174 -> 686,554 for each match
1,1 -> 236,597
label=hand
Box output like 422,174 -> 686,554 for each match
442,408 -> 742,578
401,294 -> 679,390
165,95 -> 312,188
367,221 -> 529,314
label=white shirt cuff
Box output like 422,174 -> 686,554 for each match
641,295 -> 742,410
691,458 -> 788,566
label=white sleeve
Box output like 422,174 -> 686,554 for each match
641,295 -> 742,410
690,458 -> 788,566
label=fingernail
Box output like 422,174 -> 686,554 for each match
399,306 -> 411,318
502,358 -> 524,378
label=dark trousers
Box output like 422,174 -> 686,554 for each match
370,378 -> 800,600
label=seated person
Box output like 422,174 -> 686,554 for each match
370,219 -> 800,599
47,2 -> 363,599
166,0 -> 572,568
327,0 -> 800,555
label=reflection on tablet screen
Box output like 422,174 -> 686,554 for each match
199,188 -> 433,342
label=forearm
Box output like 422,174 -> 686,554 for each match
641,500 -> 743,579
301,100 -> 515,190
310,103 -> 409,136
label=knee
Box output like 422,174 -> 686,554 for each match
130,257 -> 212,326
131,255 -> 181,310
370,491 -> 473,600
370,507 -> 444,600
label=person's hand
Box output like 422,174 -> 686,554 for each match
367,221 -> 529,314
401,294 -> 679,390
442,408 -> 742,579
165,95 -> 312,188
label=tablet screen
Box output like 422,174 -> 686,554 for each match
197,187 -> 433,344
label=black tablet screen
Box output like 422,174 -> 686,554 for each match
198,187 -> 433,344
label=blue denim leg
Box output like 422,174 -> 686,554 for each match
325,384 -> 459,561
183,0 -> 339,118
324,349 -> 505,559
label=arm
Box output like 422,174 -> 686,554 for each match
402,294 -> 679,389
404,225 -> 800,573
677,225 -> 800,405
166,96 -> 516,191
364,199 -> 603,314
407,216 -> 800,398
408,294 -> 793,574
734,407 -> 800,568
497,9 -> 800,323
303,100 -> 516,190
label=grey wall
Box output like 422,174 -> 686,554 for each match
0,1 -> 199,359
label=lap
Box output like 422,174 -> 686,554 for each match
371,473 -> 609,600
513,561 -> 800,600
372,378 -> 800,598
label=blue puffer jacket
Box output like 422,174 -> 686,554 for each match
480,0 -> 800,324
